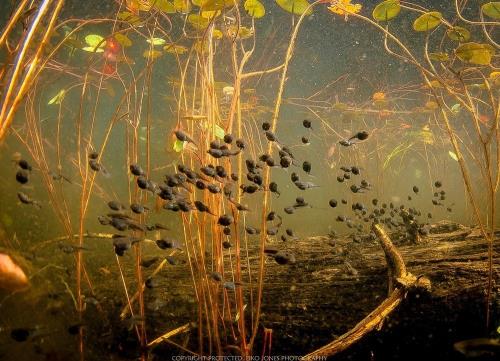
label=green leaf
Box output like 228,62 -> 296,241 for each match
146,37 -> 166,46
481,2 -> 500,19
152,0 -> 176,13
85,34 -> 106,48
455,42 -> 495,65
48,89 -> 66,105
275,0 -> 312,16
450,103 -> 461,114
446,26 -> 470,42
114,33 -> 132,47
412,11 -> 442,31
214,124 -> 225,139
201,0 -> 236,11
428,52 -> 449,62
81,46 -> 104,53
372,0 -> 401,22
244,0 -> 265,18
187,14 -> 210,29
173,139 -> 186,152
448,150 -> 458,161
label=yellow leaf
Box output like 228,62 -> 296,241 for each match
114,33 -> 132,47
187,14 -> 210,29
164,44 -> 188,54
152,0 -> 176,12
428,52 -> 449,62
244,0 -> 265,18
328,0 -> 362,17
213,29 -> 223,39
117,11 -> 143,25
201,0 -> 236,11
446,26 -> 470,42
372,0 -> 400,22
48,89 -> 66,105
455,42 -> 495,65
200,10 -> 220,18
143,49 -> 163,59
481,2 -> 500,19
413,11 -> 442,32
174,0 -> 191,12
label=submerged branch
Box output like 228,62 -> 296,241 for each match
304,224 -> 430,359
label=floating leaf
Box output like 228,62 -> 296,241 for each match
214,124 -> 225,139
455,42 -> 495,65
244,0 -> 265,18
412,11 -> 442,31
213,29 -> 223,39
174,0 -> 191,12
48,89 -> 66,105
446,26 -> 470,42
114,33 -> 132,47
117,11 -> 143,25
328,0 -> 362,17
164,43 -> 188,54
276,0 -> 312,16
372,0 -> 400,21
85,34 -> 106,48
146,37 -> 166,46
152,0 -> 176,12
428,52 -> 449,62
200,10 -> 220,18
448,150 -> 458,161
173,139 -> 186,152
201,0 -> 236,11
481,2 -> 500,19
142,49 -> 163,59
81,46 -> 105,53
227,25 -> 254,39
489,71 -> 500,86
187,14 -> 210,29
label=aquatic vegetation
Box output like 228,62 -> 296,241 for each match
0,0 -> 498,360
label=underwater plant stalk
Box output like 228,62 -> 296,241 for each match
250,0 -> 322,349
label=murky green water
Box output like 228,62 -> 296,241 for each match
0,1 -> 499,360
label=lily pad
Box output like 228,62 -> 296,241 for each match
446,26 -> 470,42
276,0 -> 312,16
455,42 -> 495,65
85,34 -> 106,48
428,52 -> 449,62
201,0 -> 236,11
114,33 -> 132,47
117,11 -> 143,25
174,0 -> 191,12
244,0 -> 265,18
164,44 -> 188,54
372,0 -> 400,22
152,0 -> 176,12
187,14 -> 210,29
146,37 -> 166,46
413,11 -> 442,31
481,2 -> 500,19
142,49 -> 163,59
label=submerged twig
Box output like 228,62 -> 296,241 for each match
304,224 -> 430,359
